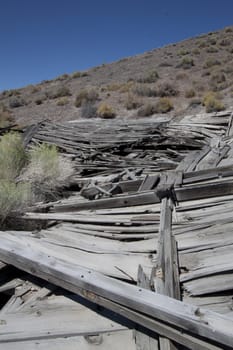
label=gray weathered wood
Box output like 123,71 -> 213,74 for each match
0,231 -> 232,348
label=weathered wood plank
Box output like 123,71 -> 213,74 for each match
135,265 -> 159,350
0,232 -> 232,348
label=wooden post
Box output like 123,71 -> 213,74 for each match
153,197 -> 181,349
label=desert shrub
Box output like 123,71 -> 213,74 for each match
55,73 -> 70,81
0,181 -> 31,222
81,102 -> 97,118
75,89 -> 99,108
23,143 -> 74,200
203,59 -> 221,69
206,46 -> 218,53
137,103 -> 155,117
138,70 -> 159,83
71,71 -> 88,78
51,86 -> 72,99
9,97 -> 25,108
198,41 -> 207,48
75,90 -> 89,107
125,93 -> 142,110
133,84 -> 157,97
0,104 -> 15,127
192,48 -> 200,55
30,86 -> 41,94
219,38 -> 231,46
210,72 -> 226,84
105,83 -> 122,91
188,98 -> 202,108
57,97 -> 69,106
71,71 -> 82,79
185,89 -> 196,98
159,61 -> 173,67
97,103 -> 116,119
119,82 -> 134,93
0,133 -> 27,180
154,97 -> 173,113
177,49 -> 190,56
202,70 -> 211,77
209,72 -> 228,91
2,89 -> 21,98
202,92 -> 225,112
177,57 -> 194,69
176,73 -> 188,80
225,27 -> 233,33
157,83 -> 179,97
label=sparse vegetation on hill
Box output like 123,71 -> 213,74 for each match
0,25 -> 232,123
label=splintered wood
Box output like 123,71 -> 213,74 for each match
1,110 -> 233,349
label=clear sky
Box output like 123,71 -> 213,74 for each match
0,0 -> 232,91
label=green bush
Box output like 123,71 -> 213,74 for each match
0,181 -> 30,222
202,92 -> 225,112
0,133 -> 26,180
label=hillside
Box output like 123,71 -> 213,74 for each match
0,25 -> 233,126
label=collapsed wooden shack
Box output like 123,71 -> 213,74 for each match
1,110 -> 233,349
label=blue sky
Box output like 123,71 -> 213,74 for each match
0,0 -> 232,91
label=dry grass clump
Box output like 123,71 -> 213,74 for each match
22,143 -> 74,201
97,103 -> 116,119
137,103 -> 155,117
75,89 -> 99,108
202,92 -> 225,113
185,89 -> 196,98
57,97 -> 69,106
154,97 -> 173,113
71,71 -> 88,79
133,84 -> 157,97
177,57 -> 194,69
157,83 -> 179,97
51,86 -> 72,99
203,59 -> 221,69
138,70 -> 159,83
125,93 -> 142,110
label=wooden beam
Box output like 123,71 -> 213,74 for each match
0,232 -> 232,348
154,198 -> 180,350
